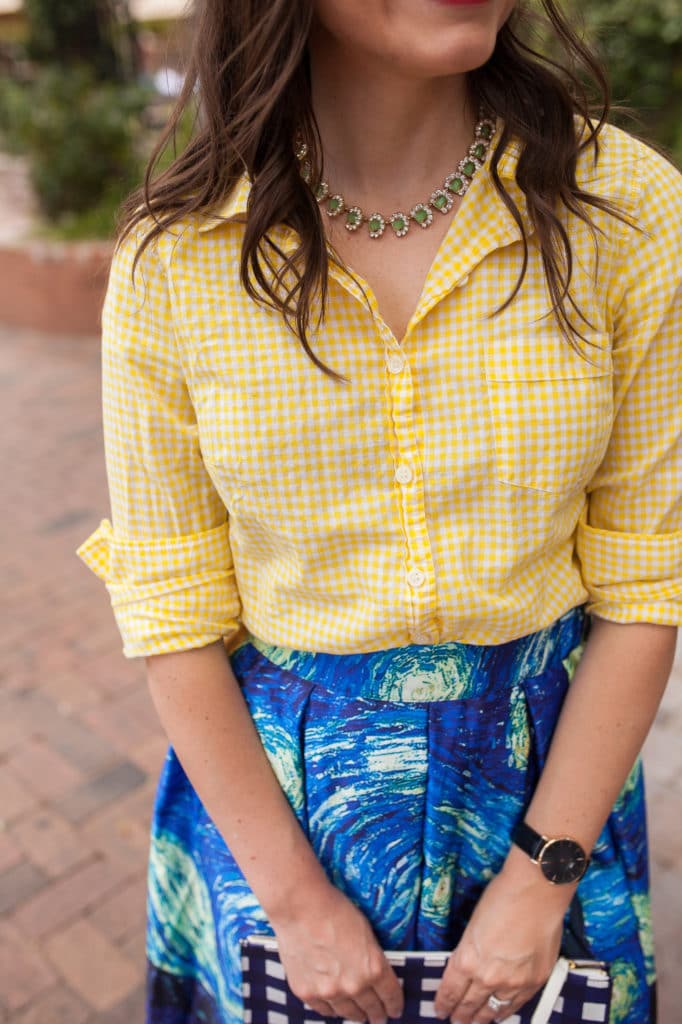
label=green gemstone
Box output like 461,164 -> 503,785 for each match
392,216 -> 406,232
473,142 -> 486,160
369,216 -> 383,233
346,209 -> 361,226
328,196 -> 342,213
447,177 -> 464,194
413,207 -> 429,224
433,194 -> 448,210
480,123 -> 493,139
462,160 -> 476,177
315,183 -> 327,200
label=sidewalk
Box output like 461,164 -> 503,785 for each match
0,322 -> 680,1023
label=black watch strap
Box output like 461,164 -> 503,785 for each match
512,820 -> 547,861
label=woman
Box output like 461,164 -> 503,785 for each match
77,2 -> 681,1023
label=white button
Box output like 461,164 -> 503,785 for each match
456,274 -> 470,288
407,568 -> 426,589
395,465 -> 413,485
413,632 -> 433,645
387,352 -> 406,374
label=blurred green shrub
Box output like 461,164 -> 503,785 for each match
0,69 -> 148,234
23,0 -> 133,82
0,67 -> 149,232
0,0 -> 147,238
0,77 -> 29,156
553,0 -> 682,167
585,0 -> 682,166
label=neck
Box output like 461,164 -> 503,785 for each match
308,29 -> 476,208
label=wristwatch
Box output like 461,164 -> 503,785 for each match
512,820 -> 589,885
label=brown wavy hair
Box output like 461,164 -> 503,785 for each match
121,0 -> 625,377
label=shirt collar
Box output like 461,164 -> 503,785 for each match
495,138 -> 523,184
197,174 -> 252,232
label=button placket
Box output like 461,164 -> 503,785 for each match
383,347 -> 439,643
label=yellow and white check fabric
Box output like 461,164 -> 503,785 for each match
77,124 -> 682,658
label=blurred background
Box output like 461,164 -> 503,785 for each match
0,2 -> 680,1023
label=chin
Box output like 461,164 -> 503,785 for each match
312,0 -> 514,83
389,27 -> 500,79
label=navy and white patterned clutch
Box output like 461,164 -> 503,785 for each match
241,935 -> 611,1024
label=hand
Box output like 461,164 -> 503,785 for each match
270,881 -> 405,1024
433,854 -> 575,1024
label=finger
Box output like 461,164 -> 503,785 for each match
372,961 -> 405,1020
446,978 -> 494,1023
303,997 -> 336,1018
359,986 -> 394,1024
467,990 -> 519,1024
329,995 -> 369,1021
488,987 -> 537,1023
451,980 -> 528,1024
480,978 -> 548,1023
433,960 -> 471,1019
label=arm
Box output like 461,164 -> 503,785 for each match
434,619 -> 676,1024
146,641 -> 331,917
146,641 -> 404,1024
512,618 -> 675,854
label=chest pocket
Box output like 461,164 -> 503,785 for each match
484,335 -> 614,496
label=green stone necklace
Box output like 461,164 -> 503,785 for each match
296,115 -> 495,240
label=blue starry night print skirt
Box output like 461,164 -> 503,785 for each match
145,606 -> 656,1024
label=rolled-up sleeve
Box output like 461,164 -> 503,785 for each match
576,146 -> 682,626
76,228 -> 242,656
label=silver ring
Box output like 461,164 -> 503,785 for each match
488,993 -> 513,1012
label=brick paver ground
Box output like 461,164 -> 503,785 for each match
0,321 -> 680,1023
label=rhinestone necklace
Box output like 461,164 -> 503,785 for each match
296,114 -> 495,240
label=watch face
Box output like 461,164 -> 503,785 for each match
539,838 -> 588,884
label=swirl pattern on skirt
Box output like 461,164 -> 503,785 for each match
145,606 -> 655,1024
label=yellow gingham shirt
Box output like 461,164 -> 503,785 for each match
77,124 -> 682,658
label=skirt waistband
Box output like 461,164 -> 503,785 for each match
236,606 -> 588,703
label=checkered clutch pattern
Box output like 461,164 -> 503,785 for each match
241,936 -> 611,1024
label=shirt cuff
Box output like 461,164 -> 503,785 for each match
76,519 -> 242,657
576,510 -> 682,626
